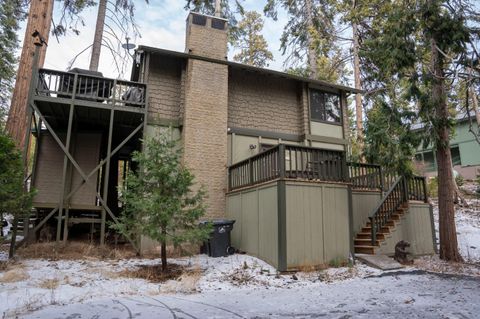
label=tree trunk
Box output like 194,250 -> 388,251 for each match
6,0 -> 53,149
89,0 -> 107,72
161,225 -> 167,271
305,0 -> 317,79
352,0 -> 363,146
8,214 -> 19,259
431,38 -> 463,262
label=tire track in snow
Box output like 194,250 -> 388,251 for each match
163,295 -> 246,318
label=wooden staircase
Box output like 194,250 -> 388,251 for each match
354,204 -> 409,254
350,170 -> 428,255
353,176 -> 411,255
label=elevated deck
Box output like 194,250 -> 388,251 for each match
22,68 -> 148,249
34,68 -> 147,129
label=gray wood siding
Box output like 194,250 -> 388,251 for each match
377,202 -> 435,256
285,182 -> 349,268
33,133 -> 65,205
70,133 -> 101,206
33,132 -> 101,208
226,183 -> 279,268
352,191 -> 382,236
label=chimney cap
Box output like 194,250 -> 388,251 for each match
187,11 -> 228,22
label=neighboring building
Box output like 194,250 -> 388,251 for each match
414,114 -> 480,180
24,12 -> 435,271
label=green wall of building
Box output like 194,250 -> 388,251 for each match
416,121 -> 480,169
226,182 -> 279,268
351,190 -> 382,236
377,202 -> 435,256
285,182 -> 350,269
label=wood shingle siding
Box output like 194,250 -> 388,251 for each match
228,69 -> 304,135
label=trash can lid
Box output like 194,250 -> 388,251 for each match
199,219 -> 235,226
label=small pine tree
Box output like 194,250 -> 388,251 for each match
113,131 -> 211,271
0,131 -> 34,257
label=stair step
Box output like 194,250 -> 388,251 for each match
366,220 -> 396,227
354,245 -> 376,254
355,238 -> 380,246
356,232 -> 386,240
362,226 -> 391,233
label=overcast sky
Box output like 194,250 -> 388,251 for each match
18,0 -> 294,80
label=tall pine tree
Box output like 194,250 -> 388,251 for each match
264,0 -> 347,82
233,11 -> 273,68
0,0 -> 24,130
360,0 -> 477,261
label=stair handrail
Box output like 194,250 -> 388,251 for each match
368,175 -> 408,246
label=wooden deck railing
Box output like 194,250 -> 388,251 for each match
347,162 -> 383,190
228,144 -> 347,191
407,175 -> 428,202
228,145 -> 429,199
35,68 -> 147,109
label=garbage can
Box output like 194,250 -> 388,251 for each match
200,219 -> 235,257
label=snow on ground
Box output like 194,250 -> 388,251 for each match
1,252 -> 479,318
431,196 -> 480,263
16,265 -> 480,319
0,254 -> 386,318
1,185 -> 479,318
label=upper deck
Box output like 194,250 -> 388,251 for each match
33,68 -> 148,129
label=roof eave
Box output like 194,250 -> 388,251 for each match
137,45 -> 363,94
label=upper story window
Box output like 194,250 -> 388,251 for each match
309,89 -> 341,124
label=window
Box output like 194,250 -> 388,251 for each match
310,89 -> 341,124
451,146 -> 461,166
422,151 -> 436,171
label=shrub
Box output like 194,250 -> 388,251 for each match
113,130 -> 212,272
427,176 -> 438,197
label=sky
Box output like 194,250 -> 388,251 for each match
18,0 -> 294,81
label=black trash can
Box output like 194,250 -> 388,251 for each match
200,219 -> 235,257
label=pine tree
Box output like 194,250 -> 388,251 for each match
233,11 -> 273,68
113,131 -> 211,271
0,130 -> 34,257
264,0 -> 347,82
0,0 -> 23,129
363,93 -> 420,175
359,0 -> 476,262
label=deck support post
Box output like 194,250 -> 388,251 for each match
101,109 -> 115,246
57,102 -> 75,243
101,80 -> 117,247
56,74 -> 77,244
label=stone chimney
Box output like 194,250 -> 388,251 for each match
182,12 -> 229,219
185,12 -> 228,60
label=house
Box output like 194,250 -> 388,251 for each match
413,113 -> 480,180
23,12 -> 435,271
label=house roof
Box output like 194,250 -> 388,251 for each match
132,45 -> 363,94
411,111 -> 478,131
